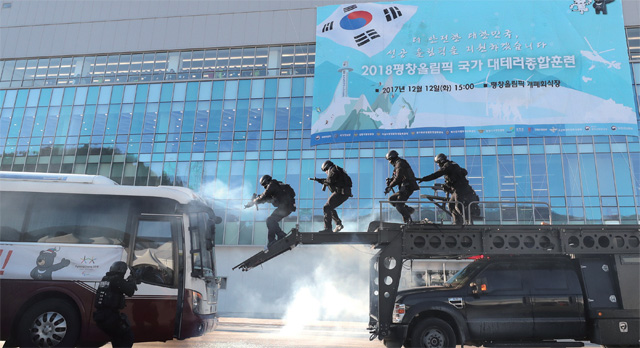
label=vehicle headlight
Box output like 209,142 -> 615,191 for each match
392,303 -> 406,324
192,290 -> 203,314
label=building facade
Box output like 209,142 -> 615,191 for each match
1,0 -> 639,317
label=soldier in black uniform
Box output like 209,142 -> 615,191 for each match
419,153 -> 480,225
246,175 -> 296,247
93,261 -> 139,348
313,160 -> 353,233
384,150 -> 420,224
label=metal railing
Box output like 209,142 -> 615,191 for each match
467,200 -> 552,225
376,198 -> 552,229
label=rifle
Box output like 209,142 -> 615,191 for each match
385,177 -> 395,194
309,177 -> 327,191
128,266 -> 143,285
244,193 -> 259,210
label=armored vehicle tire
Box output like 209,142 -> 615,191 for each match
408,318 -> 456,348
15,298 -> 80,348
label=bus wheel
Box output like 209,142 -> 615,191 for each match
409,318 -> 456,348
16,299 -> 80,348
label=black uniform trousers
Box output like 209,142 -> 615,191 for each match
323,192 -> 349,229
389,186 -> 416,223
266,205 -> 293,244
93,309 -> 134,348
449,186 -> 477,225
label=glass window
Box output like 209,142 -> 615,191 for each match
47,58 -> 61,78
173,83 -> 187,101
133,218 -> 176,286
59,57 -> 72,78
228,48 -> 242,76
121,55 -> 139,77
268,47 -> 281,75
216,49 -> 229,77
224,80 -> 238,100
154,52 -> 168,74
0,191 -> 30,241
179,51 -> 191,73
563,154 -> 582,197
478,262 -> 524,293
141,53 -> 155,74
238,80 -> 251,99
203,49 -> 217,72
116,54 -> 131,75
281,46 -> 295,70
93,56 -> 107,76
35,58 -> 50,79
105,55 -> 119,75
278,78 -> 291,98
242,47 -> 255,69
255,47 -> 268,69
25,59 -> 38,80
12,60 -> 26,81
191,50 -> 204,73
1,60 -> 15,81
25,193 -> 129,244
81,56 -> 95,78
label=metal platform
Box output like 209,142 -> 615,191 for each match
233,222 -> 640,341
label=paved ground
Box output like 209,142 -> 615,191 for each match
104,317 -> 382,348
101,317 -> 604,348
1,317 -> 605,348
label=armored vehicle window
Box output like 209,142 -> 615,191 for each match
477,262 -> 524,293
528,260 -> 581,293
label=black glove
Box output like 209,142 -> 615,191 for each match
384,186 -> 392,195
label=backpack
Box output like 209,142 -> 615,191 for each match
336,166 -> 352,188
278,182 -> 296,207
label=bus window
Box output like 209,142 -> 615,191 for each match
132,219 -> 176,286
0,192 -> 30,241
25,194 -> 129,244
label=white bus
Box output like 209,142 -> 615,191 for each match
0,172 -> 221,347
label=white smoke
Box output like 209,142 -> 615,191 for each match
280,223 -> 376,335
199,179 -> 255,210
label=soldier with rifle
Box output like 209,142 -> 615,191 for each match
93,261 -> 141,348
384,150 -> 420,224
245,175 -> 296,248
309,160 -> 353,233
419,153 -> 480,225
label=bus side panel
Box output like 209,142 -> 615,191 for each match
122,292 -> 178,342
0,279 -> 109,347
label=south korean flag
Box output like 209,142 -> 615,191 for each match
317,3 -> 417,57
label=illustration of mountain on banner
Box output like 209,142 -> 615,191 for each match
317,3 -> 417,57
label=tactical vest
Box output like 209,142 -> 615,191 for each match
95,276 -> 125,310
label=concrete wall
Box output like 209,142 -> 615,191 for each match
2,0 -> 639,59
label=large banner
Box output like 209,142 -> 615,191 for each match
0,243 -> 124,281
311,0 -> 637,145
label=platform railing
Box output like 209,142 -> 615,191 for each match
377,198 -> 552,229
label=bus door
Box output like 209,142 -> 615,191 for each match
128,214 -> 183,342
